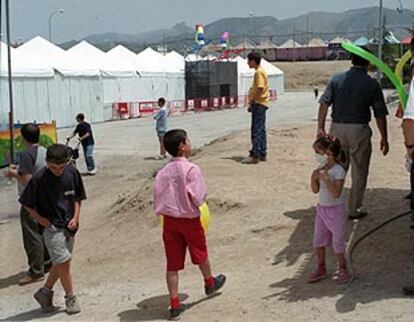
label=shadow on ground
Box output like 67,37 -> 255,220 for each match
221,156 -> 245,163
265,188 -> 414,313
0,308 -> 64,321
118,293 -> 221,321
0,271 -> 26,290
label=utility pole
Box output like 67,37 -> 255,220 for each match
5,0 -> 15,163
293,27 -> 296,63
377,0 -> 384,82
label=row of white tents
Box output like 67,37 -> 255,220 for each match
0,37 -> 284,128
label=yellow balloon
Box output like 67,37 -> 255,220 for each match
160,202 -> 211,232
395,50 -> 412,82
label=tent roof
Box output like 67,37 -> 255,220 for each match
261,58 -> 284,76
402,35 -> 414,45
329,37 -> 351,44
369,33 -> 400,45
233,38 -> 256,49
1,40 -> 54,77
385,31 -> 400,44
17,36 -> 66,59
257,40 -> 278,49
55,40 -> 105,76
107,45 -> 137,60
135,47 -> 166,74
354,37 -> 369,46
278,39 -> 302,48
166,51 -> 185,62
307,38 -> 327,47
104,45 -> 138,77
234,56 -> 254,76
163,51 -> 185,73
234,56 -> 283,76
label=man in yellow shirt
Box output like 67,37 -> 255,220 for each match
242,51 -> 270,164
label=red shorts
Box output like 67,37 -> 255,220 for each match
163,216 -> 208,271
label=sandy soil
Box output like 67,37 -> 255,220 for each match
274,61 -> 352,91
1,98 -> 414,321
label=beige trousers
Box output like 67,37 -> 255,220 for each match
330,123 -> 372,214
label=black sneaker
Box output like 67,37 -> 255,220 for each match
169,306 -> 184,321
259,156 -> 267,162
205,274 -> 226,296
34,287 -> 56,313
348,210 -> 368,220
403,285 -> 414,296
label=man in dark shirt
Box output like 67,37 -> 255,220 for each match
5,123 -> 51,285
67,113 -> 96,175
317,53 -> 389,220
19,144 -> 86,314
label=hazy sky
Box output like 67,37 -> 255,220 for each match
2,0 -> 414,43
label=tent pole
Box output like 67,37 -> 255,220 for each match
5,0 -> 15,163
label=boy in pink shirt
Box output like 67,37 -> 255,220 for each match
154,129 -> 226,320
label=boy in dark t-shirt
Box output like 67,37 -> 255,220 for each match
67,113 -> 96,175
5,123 -> 50,285
19,144 -> 86,314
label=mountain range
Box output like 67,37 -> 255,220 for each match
59,6 -> 414,53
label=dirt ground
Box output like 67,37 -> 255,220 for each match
1,97 -> 414,321
274,61 -> 351,91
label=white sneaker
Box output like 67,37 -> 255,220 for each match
88,169 -> 97,175
65,294 -> 81,314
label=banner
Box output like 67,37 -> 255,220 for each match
0,122 -> 57,167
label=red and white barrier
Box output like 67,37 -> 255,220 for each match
111,91 -> 277,121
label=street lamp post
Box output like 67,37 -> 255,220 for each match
249,12 -> 257,47
48,9 -> 64,42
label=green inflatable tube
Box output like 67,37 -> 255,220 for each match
341,42 -> 408,108
395,50 -> 412,82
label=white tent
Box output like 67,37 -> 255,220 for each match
160,51 -> 185,102
261,59 -> 285,95
234,56 -> 254,97
1,39 -> 58,128
234,56 -> 285,97
134,47 -> 166,101
11,37 -> 105,127
102,45 -> 142,119
166,51 -> 185,70
135,47 -> 185,102
58,41 -> 105,124
103,45 -> 144,106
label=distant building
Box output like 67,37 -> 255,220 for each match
303,38 -> 327,61
326,37 -> 350,60
275,39 -> 302,61
256,40 -> 278,61
275,38 -> 326,61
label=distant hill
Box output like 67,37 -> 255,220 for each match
59,6 -> 414,53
